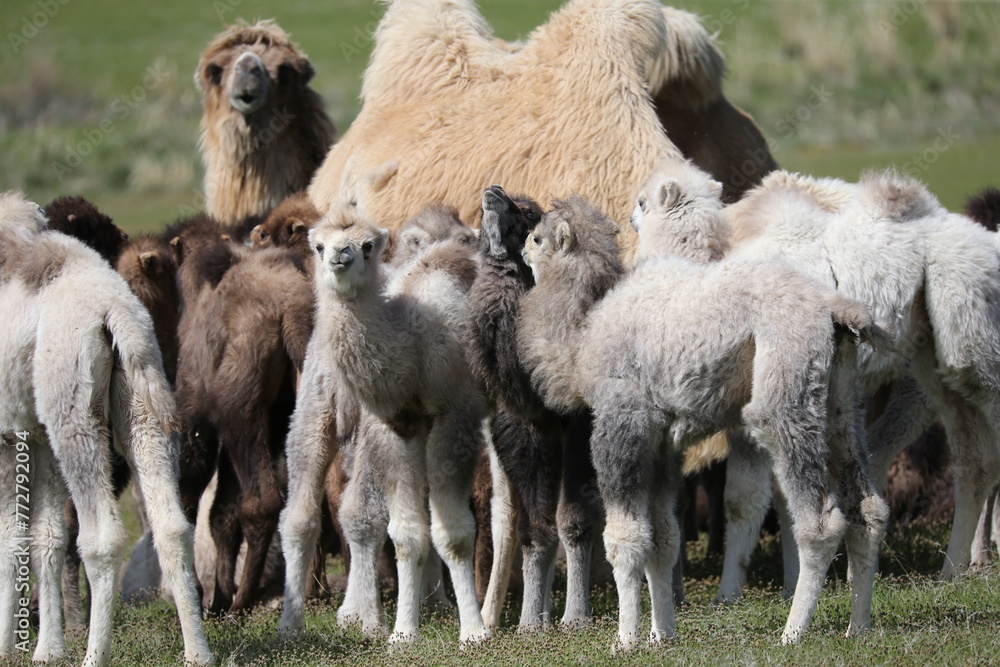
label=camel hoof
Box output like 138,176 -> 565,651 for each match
460,626 -> 491,646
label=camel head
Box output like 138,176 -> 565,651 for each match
0,191 -> 47,235
522,196 -> 620,284
250,192 -> 320,251
310,207 -> 388,299
631,165 -> 728,263
392,203 -> 476,266
480,186 -> 543,262
196,19 -> 316,124
44,195 -> 129,264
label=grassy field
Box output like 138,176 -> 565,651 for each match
6,519 -> 1000,665
3,1 -> 1000,664
2,1 -> 1000,231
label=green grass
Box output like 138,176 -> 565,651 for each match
8,522 -> 1000,665
2,1 -> 1000,232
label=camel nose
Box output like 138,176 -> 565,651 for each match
331,247 -> 356,272
230,52 -> 269,115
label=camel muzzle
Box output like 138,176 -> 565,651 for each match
229,51 -> 270,115
330,247 -> 355,273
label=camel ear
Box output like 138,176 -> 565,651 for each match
708,179 -> 724,199
67,213 -> 77,223
290,220 -> 307,236
555,221 -> 575,252
658,179 -> 682,209
376,228 -> 390,257
170,236 -> 183,263
139,251 -> 158,273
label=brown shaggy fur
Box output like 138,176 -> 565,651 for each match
115,236 -> 181,386
196,20 -> 335,227
43,195 -> 128,264
249,191 -> 321,252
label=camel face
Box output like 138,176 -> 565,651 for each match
196,20 -> 315,123
310,212 -> 387,297
393,203 -> 476,266
521,215 -> 569,284
481,186 -> 542,261
249,193 -> 320,251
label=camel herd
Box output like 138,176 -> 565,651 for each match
2,1 -> 1000,665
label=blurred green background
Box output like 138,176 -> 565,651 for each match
2,0 -> 999,234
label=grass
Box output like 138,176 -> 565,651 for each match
2,1 -> 1000,231
7,520 -> 1000,665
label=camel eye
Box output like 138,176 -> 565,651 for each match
314,243 -> 324,255
524,209 -> 537,222
531,235 -> 540,245
637,197 -> 647,211
259,231 -> 269,240
205,64 -> 223,86
362,241 -> 375,256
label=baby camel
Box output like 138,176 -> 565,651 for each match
466,186 -> 601,630
0,192 -> 211,667
279,206 -> 488,644
518,196 -> 890,649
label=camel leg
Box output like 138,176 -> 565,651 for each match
52,429 -> 126,667
590,404 -> 657,652
385,430 -> 430,644
426,410 -> 487,644
336,457 -> 389,636
481,432 -> 517,630
491,410 -> 559,630
772,482 -> 799,599
938,398 -> 1000,580
646,453 -> 680,644
30,443 -> 70,663
828,342 -> 889,637
715,429 -> 772,604
279,388 -> 338,634
125,433 -> 213,665
226,426 -> 283,613
62,501 -> 86,631
558,413 -> 601,628
208,454 -> 242,613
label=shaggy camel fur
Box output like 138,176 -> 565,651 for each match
249,191 -> 321,252
0,192 -> 212,666
717,169 -> 1000,585
309,0 -> 690,258
279,206 -> 488,644
518,195 -> 889,649
196,20 -> 335,227
43,196 -> 129,264
466,186 -> 600,630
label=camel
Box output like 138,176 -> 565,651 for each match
0,191 -> 212,666
34,196 -> 181,628
517,194 -> 889,649
196,20 -> 335,227
278,205 -> 488,645
466,186 -> 600,630
657,168 -> 1000,597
